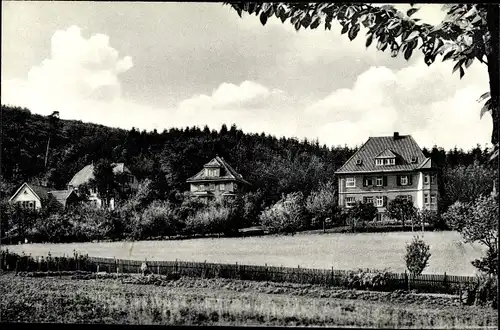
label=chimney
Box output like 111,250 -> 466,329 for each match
393,132 -> 400,140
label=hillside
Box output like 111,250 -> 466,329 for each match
1,105 -> 356,204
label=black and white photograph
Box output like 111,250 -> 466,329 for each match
1,1 -> 499,328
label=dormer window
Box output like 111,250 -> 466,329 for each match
356,159 -> 363,165
376,158 -> 395,166
411,156 -> 418,164
206,168 -> 219,177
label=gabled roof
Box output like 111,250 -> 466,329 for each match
335,135 -> 427,174
186,156 -> 251,185
416,157 -> 434,169
375,149 -> 397,158
48,190 -> 78,208
9,182 -> 51,202
68,162 -> 132,187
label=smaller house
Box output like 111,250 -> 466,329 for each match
186,156 -> 251,203
8,182 -> 79,211
67,162 -> 138,210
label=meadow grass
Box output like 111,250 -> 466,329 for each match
2,231 -> 485,276
1,273 -> 496,328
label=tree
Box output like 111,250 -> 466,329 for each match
259,192 -> 307,235
347,201 -> 377,232
386,196 -> 417,230
225,3 -> 499,157
443,194 -> 498,275
442,162 -> 496,206
305,181 -> 340,230
90,159 -> 118,209
405,235 -> 431,289
44,111 -> 60,169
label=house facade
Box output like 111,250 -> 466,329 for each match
335,132 -> 439,221
186,156 -> 250,203
67,162 -> 138,210
9,182 -> 79,211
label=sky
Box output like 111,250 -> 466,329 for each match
1,2 -> 493,150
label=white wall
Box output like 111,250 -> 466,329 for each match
10,185 -> 42,210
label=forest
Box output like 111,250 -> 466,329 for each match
1,105 -> 497,243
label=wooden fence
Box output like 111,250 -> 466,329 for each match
0,251 -> 476,295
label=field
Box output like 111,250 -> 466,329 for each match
3,231 -> 484,276
0,273 -> 496,327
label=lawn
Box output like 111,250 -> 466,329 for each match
0,273 -> 496,327
2,231 -> 485,276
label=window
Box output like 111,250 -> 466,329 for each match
199,184 -> 205,190
406,195 -> 413,202
209,184 -> 216,191
219,183 -> 225,191
400,176 -> 408,186
376,159 -> 384,166
384,158 -> 395,165
20,201 -> 34,210
364,177 -> 373,186
346,177 -> 355,188
345,197 -> 356,207
431,174 -> 436,184
375,177 -> 383,186
424,175 -> 430,184
365,197 -> 373,204
376,196 -> 384,207
431,194 -> 437,205
424,194 -> 429,205
207,168 -> 218,177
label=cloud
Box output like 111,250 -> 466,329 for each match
303,60 -> 492,150
178,80 -> 284,113
1,25 -> 133,116
1,21 -> 493,152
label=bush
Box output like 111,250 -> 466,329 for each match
141,200 -> 181,238
341,269 -> 393,291
462,275 -> 497,309
259,192 -> 307,235
30,213 -> 75,243
346,202 -> 377,232
405,236 -> 431,279
185,201 -> 238,236
305,181 -> 340,229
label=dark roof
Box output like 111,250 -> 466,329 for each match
335,135 -> 428,174
68,162 -> 132,187
8,182 -> 51,202
48,190 -> 78,208
28,184 -> 51,200
186,156 -> 251,185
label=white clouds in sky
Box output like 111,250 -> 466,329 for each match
1,23 -> 493,151
305,60 -> 491,149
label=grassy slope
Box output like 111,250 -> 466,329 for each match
0,274 -> 496,327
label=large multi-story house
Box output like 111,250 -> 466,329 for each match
186,156 -> 251,203
67,162 -> 138,210
335,132 -> 439,221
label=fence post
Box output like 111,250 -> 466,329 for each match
236,262 -> 238,279
97,264 -> 100,273
331,267 -> 334,286
157,262 -> 159,275
265,263 -> 268,283
175,259 -> 178,274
